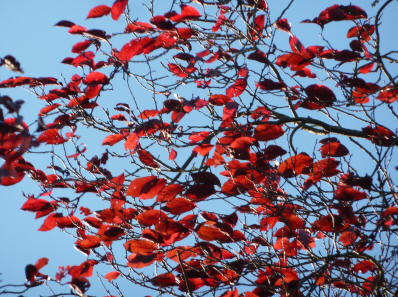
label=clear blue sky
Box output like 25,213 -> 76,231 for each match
1,1 -> 397,296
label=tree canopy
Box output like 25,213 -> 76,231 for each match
1,0 -> 397,296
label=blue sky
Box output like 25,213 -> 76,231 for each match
1,1 -> 397,296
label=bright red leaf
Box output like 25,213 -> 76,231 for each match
164,198 -> 196,215
151,273 -> 177,287
127,176 -> 166,199
136,209 -> 169,226
254,124 -> 284,141
339,230 -> 357,246
195,222 -> 231,242
124,239 -> 158,255
334,186 -> 367,201
278,153 -> 313,178
71,40 -> 92,53
87,5 -> 111,19
319,141 -> 349,157
37,129 -> 67,145
226,79 -> 247,98
102,134 -> 124,146
111,0 -> 128,21
209,94 -> 231,106
138,150 -> 159,168
104,271 -> 120,282
157,184 -> 184,202
83,72 -> 109,85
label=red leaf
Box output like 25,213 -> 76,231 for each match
238,67 -> 249,78
189,131 -> 210,143
127,176 -> 166,199
376,86 -> 398,103
125,132 -> 139,150
83,72 -> 109,85
170,5 -> 201,22
157,184 -> 184,202
358,62 -> 374,74
164,198 -> 196,215
254,14 -> 265,34
195,222 -> 231,241
38,213 -> 58,231
276,53 -> 310,71
186,183 -> 215,202
98,226 -> 124,242
35,257 -> 49,270
127,253 -> 157,268
319,142 -> 349,157
125,22 -> 154,33
304,84 -> 336,106
111,0 -> 128,21
263,145 -> 287,160
230,137 -> 256,150
260,216 -> 278,230
362,125 -> 396,146
304,5 -> 367,28
76,235 -> 101,249
311,158 -> 340,179
382,207 -> 398,217
151,273 -> 177,287
111,114 -> 127,121
334,186 -> 367,201
150,15 -> 175,30
169,148 -> 177,161
176,27 -> 195,39
71,40 -> 93,53
222,101 -> 239,123
139,109 -> 159,120
275,18 -> 291,32
289,35 -> 306,56
254,124 -> 284,141
127,176 -> 156,197
168,63 -> 195,78
248,50 -> 268,63
54,20 -> 75,28
37,129 -> 67,145
25,265 -> 38,282
21,197 -> 51,212
278,153 -> 313,178
180,5 -> 201,19
102,134 -> 124,146
256,79 -> 285,91
293,68 -> 316,78
353,260 -> 378,273
209,94 -> 231,106
340,173 -> 372,190
68,25 -> 87,35
85,84 -> 102,99
339,230 -> 357,246
193,144 -> 213,156
104,271 -> 120,282
138,150 -> 159,168
313,214 -> 343,232
124,239 -> 158,255
136,209 -> 168,226
226,79 -> 247,97
87,5 -> 111,19
347,24 -> 374,42
56,214 -> 81,229
69,260 -> 98,278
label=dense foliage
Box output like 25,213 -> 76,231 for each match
1,0 -> 397,296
